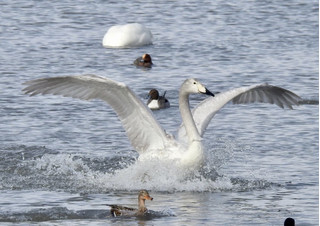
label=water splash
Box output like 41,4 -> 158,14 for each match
0,143 -> 276,193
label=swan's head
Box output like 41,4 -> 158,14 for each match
181,78 -> 214,96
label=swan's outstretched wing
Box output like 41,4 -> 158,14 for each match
23,74 -> 169,153
177,83 -> 302,141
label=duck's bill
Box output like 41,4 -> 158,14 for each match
146,195 -> 153,201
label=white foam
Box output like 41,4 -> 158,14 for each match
18,140 -> 272,193
29,152 -> 233,192
92,159 -> 234,192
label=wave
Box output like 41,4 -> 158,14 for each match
0,206 -> 175,222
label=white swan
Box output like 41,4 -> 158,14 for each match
23,75 -> 302,171
102,23 -> 153,48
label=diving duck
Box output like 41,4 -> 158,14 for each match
108,190 -> 153,217
134,54 -> 153,68
147,89 -> 170,110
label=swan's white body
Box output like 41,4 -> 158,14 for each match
23,75 -> 302,171
102,23 -> 153,48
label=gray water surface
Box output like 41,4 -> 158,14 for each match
0,0 -> 318,225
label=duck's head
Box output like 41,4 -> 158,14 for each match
181,78 -> 214,97
142,54 -> 152,64
139,190 -> 153,201
148,89 -> 160,100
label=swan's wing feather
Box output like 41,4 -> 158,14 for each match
23,74 -> 169,153
232,84 -> 301,109
177,83 -> 302,141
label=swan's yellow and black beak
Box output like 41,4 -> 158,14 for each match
197,83 -> 214,97
204,88 -> 214,97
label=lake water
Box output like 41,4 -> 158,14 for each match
0,0 -> 318,225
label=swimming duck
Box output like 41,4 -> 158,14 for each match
147,89 -> 170,110
108,190 -> 153,217
134,54 -> 153,68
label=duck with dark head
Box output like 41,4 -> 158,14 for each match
134,54 -> 153,68
147,89 -> 170,110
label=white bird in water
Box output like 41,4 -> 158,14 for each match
102,23 -> 153,48
23,75 -> 302,171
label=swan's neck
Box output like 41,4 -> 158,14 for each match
179,92 -> 201,143
179,91 -> 204,170
138,198 -> 147,212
